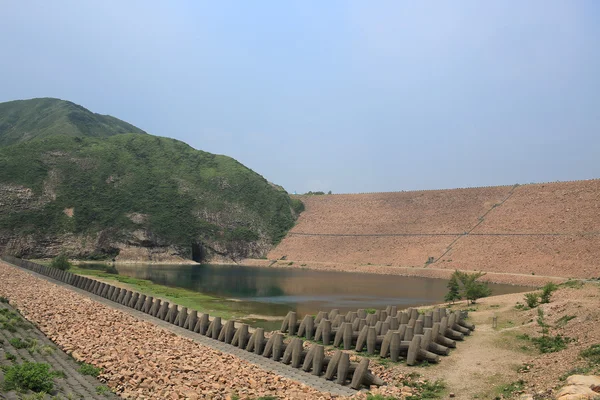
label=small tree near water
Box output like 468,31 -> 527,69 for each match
50,253 -> 71,271
445,270 -> 492,304
444,273 -> 461,304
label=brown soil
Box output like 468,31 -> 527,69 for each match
269,179 -> 600,280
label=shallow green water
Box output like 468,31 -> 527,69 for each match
82,263 -> 529,330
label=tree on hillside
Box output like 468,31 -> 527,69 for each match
444,273 -> 462,304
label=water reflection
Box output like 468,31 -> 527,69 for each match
86,263 -> 529,321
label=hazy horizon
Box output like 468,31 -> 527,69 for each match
1,1 -> 599,194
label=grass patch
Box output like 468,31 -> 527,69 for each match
581,344 -> 600,365
555,315 -> 576,328
559,366 -> 594,381
560,280 -> 584,289
0,308 -> 30,332
69,266 -> 245,320
518,333 -> 572,353
96,385 -> 111,396
78,362 -> 102,377
400,374 -> 446,399
5,352 -> 17,361
495,379 -> 525,398
0,296 -> 8,303
1,362 -> 55,393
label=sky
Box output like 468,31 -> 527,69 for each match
1,1 -> 599,194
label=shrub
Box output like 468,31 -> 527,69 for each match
78,363 -> 102,377
444,273 -> 461,304
2,362 -> 55,393
540,282 -> 558,304
531,334 -> 570,353
447,270 -> 492,304
50,253 -> 71,271
524,292 -> 539,308
581,344 -> 600,365
9,337 -> 31,349
96,385 -> 111,395
0,296 -> 8,303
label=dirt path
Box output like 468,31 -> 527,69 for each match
423,296 -> 530,399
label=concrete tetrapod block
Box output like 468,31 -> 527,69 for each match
100,284 -> 111,299
325,350 -> 342,380
408,318 -> 416,328
321,319 -> 332,346
262,333 -> 275,357
314,311 -> 325,325
174,307 -> 188,327
424,327 -> 450,355
245,331 -> 256,352
111,287 -> 122,303
415,319 -> 424,335
436,320 -> 457,348
332,314 -> 344,328
358,318 -> 366,332
302,345 -> 316,372
219,320 -> 235,344
343,322 -> 353,350
280,312 -> 291,333
374,321 -> 382,335
231,323 -> 249,348
254,328 -> 265,354
183,310 -> 197,330
366,326 -> 377,355
157,301 -> 170,320
453,311 -> 474,333
303,315 -> 314,340
424,314 -> 433,329
355,325 -> 368,352
134,294 -> 146,311
312,345 -> 325,376
211,317 -> 221,339
194,314 -> 210,335
352,317 -> 361,332
282,338 -> 298,365
381,321 -> 390,336
404,325 -> 414,341
166,305 -> 178,324
291,338 -> 304,368
380,310 -> 387,322
400,312 -> 409,325
406,335 -> 421,366
380,329 -> 393,357
366,313 -> 376,326
445,315 -> 465,340
410,308 -> 419,321
272,333 -> 284,361
336,352 -> 350,385
105,285 -> 115,300
432,308 -> 441,323
328,309 -> 339,321
128,292 -> 139,308
287,311 -> 298,336
142,296 -> 154,314
357,309 -> 367,319
390,331 -> 402,362
121,290 -> 132,307
350,358 -> 370,390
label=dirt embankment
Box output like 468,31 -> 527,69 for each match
269,180 -> 600,280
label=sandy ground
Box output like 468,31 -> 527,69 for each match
237,258 -> 565,287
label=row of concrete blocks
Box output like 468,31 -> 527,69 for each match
280,307 -> 475,365
5,257 -> 384,390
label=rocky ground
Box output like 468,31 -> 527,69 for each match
0,261 -> 418,399
0,301 -> 118,399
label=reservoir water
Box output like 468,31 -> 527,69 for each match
85,263 -> 529,329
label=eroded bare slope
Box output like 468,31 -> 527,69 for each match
269,180 -> 600,278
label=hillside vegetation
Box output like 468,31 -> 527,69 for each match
0,98 -> 302,261
270,180 -> 600,279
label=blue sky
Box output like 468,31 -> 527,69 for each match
1,1 -> 599,193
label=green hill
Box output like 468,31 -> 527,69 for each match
0,98 -> 302,262
0,98 -> 146,146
